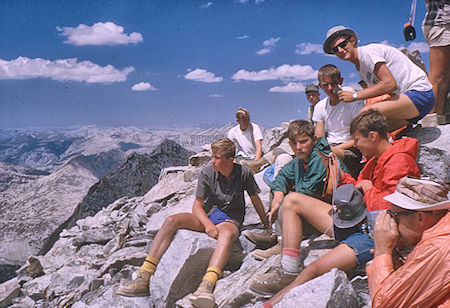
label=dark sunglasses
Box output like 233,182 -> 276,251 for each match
387,209 -> 415,223
331,38 -> 350,53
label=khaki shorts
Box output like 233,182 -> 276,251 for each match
422,24 -> 450,47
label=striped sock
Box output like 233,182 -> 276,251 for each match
140,256 -> 159,275
202,266 -> 222,286
281,248 -> 301,274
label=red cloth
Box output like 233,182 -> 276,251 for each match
341,137 -> 420,211
367,212 -> 450,308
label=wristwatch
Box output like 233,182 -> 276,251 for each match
352,92 -> 358,101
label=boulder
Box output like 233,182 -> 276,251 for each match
274,268 -> 359,308
150,230 -> 244,308
0,278 -> 20,308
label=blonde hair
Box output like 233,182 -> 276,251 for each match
318,64 -> 341,83
236,108 -> 250,120
211,138 -> 236,159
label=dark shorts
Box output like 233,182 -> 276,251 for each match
208,209 -> 239,228
405,89 -> 435,123
341,232 -> 374,266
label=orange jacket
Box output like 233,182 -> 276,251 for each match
367,212 -> 450,308
341,137 -> 420,211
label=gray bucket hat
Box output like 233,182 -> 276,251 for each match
332,184 -> 367,228
323,25 -> 358,54
305,84 -> 319,93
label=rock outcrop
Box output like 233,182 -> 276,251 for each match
0,124 -> 448,308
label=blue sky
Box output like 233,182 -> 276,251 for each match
0,0 -> 429,129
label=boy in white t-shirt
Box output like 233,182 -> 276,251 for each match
227,108 -> 263,163
313,64 -> 365,179
323,25 -> 435,131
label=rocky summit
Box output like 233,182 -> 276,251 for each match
0,124 -> 448,308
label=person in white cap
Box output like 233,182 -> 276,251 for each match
367,176 -> 450,307
323,25 -> 435,131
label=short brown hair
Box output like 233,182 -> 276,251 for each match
236,108 -> 250,120
318,64 -> 341,83
211,138 -> 236,159
288,120 -> 315,142
350,109 -> 388,138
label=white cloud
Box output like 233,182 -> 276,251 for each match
184,68 -> 223,83
255,0 -> 265,3
407,42 -> 429,53
237,34 -> 250,40
238,0 -> 249,3
256,37 -> 280,55
263,37 -> 280,47
294,42 -> 324,55
0,56 -> 134,83
269,82 -> 305,93
209,94 -> 224,98
131,82 -> 157,91
57,22 -> 143,46
200,2 -> 212,9
232,64 -> 317,82
256,48 -> 271,55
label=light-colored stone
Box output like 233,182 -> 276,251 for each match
274,268 -> 359,308
0,277 -> 20,308
151,230 -> 244,308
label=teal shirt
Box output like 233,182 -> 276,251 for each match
270,137 -> 348,197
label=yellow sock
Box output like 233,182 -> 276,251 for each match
140,256 -> 159,275
202,266 -> 222,286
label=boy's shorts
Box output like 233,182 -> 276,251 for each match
208,209 -> 239,228
341,232 -> 374,266
422,24 -> 450,47
405,89 -> 435,123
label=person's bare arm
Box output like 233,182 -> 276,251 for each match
267,191 -> 285,225
339,63 -> 397,102
254,139 -> 263,161
315,121 -> 325,138
192,197 -> 218,238
250,194 -> 270,229
330,140 -> 355,160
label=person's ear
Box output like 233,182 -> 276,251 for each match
368,131 -> 378,142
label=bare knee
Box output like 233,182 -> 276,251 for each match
160,215 -> 182,233
283,193 -> 306,213
219,227 -> 238,241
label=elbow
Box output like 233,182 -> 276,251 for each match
384,80 -> 397,93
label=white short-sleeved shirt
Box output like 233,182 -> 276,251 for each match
312,86 -> 365,144
357,44 -> 432,95
227,123 -> 263,160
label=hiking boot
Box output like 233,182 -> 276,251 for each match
245,229 -> 277,248
250,267 -> 297,295
241,157 -> 269,173
189,280 -> 216,308
252,242 -> 282,261
116,271 -> 151,297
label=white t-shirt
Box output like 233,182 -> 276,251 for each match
357,44 -> 432,95
312,86 -> 365,144
227,122 -> 263,160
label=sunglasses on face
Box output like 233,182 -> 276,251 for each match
387,209 -> 416,223
331,38 -> 350,53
